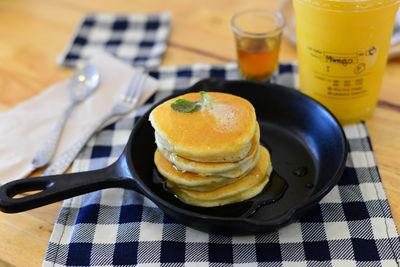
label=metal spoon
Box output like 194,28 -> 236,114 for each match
31,64 -> 100,169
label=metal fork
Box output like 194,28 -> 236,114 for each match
42,72 -> 148,175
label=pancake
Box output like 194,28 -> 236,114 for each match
149,92 -> 257,162
171,174 -> 270,207
154,149 -> 244,191
168,146 -> 272,207
156,123 -> 261,178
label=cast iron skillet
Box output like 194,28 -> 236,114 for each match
0,78 -> 348,235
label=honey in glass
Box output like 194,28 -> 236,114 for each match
232,9 -> 285,81
236,37 -> 281,81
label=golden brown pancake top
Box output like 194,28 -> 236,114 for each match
150,92 -> 256,160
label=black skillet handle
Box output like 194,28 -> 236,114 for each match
0,157 -> 137,213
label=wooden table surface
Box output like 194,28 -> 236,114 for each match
1,0 -> 399,266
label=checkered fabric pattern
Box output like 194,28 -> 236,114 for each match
57,12 -> 171,68
43,63 -> 400,267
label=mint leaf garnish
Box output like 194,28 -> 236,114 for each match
170,91 -> 213,113
171,99 -> 202,113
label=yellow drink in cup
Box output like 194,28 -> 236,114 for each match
293,0 -> 399,124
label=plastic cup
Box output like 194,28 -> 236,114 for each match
232,9 -> 285,81
293,0 -> 400,125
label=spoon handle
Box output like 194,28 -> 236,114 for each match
42,112 -> 119,175
31,103 -> 76,168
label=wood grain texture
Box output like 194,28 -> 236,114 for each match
0,0 -> 399,265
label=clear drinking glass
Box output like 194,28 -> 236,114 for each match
232,9 -> 285,81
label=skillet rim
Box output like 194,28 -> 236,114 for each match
125,78 -> 349,226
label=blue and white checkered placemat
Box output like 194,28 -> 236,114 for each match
57,12 -> 171,68
43,62 -> 400,266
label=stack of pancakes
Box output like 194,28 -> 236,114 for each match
149,92 -> 272,207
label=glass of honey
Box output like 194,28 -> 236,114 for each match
232,9 -> 285,81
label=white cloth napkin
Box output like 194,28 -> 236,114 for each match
0,52 -> 158,183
